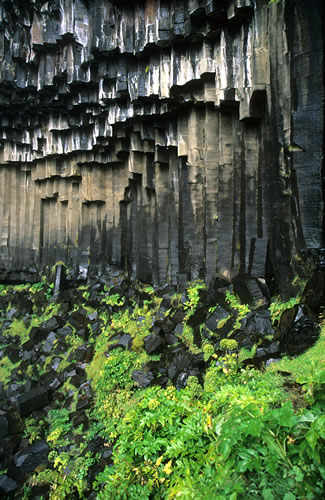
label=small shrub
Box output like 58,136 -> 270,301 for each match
225,291 -> 250,331
269,296 -> 300,325
184,281 -> 205,318
220,338 -> 238,353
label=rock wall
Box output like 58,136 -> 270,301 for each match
0,0 -> 324,295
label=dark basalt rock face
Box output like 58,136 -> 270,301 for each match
0,0 -> 323,296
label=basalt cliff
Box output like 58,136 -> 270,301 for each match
0,0 -> 324,296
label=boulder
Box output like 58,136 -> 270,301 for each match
167,350 -> 192,383
108,334 -> 132,351
29,327 -> 49,344
232,275 -> 267,305
88,311 -> 98,321
76,394 -> 91,411
69,310 -> 90,330
41,315 -> 64,331
170,309 -> 186,325
132,370 -> 154,388
14,440 -> 49,474
6,308 -> 17,321
41,331 -> 57,354
240,311 -> 274,337
207,274 -> 232,304
144,334 -> 166,355
165,333 -> 179,345
67,344 -> 94,363
205,306 -> 230,332
56,325 -> 73,337
0,475 -> 18,495
39,370 -> 62,391
187,306 -> 208,329
301,269 -> 325,315
5,346 -> 20,363
16,387 -> 49,417
278,305 -> 320,356
0,411 -> 8,437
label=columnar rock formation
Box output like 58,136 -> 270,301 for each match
0,0 -> 324,295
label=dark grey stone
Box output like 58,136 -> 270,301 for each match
57,325 -> 73,337
132,370 -> 154,388
0,475 -> 18,494
144,334 -> 166,355
69,311 -> 89,330
16,387 -> 49,417
88,311 -> 98,321
14,440 -> 49,473
0,412 -> 8,437
42,331 -> 57,353
6,308 -> 17,321
240,311 -> 274,337
109,334 -> 132,351
206,306 -> 230,332
165,333 -> 179,345
29,327 -> 49,344
41,315 -> 64,331
174,324 -> 184,335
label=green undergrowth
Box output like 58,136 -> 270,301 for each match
0,356 -> 19,388
0,279 -> 324,499
267,316 -> 325,389
92,360 -> 324,500
84,286 -> 324,499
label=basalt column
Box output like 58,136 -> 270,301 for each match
0,0 -> 323,296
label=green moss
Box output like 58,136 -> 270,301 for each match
0,356 -> 19,388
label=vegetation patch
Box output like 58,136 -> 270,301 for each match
0,278 -> 323,499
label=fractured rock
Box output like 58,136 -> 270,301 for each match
14,440 -> 49,474
0,475 -> 18,495
144,334 -> 166,355
16,387 -> 49,417
132,370 -> 154,388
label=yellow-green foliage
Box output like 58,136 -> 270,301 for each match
269,296 -> 300,325
3,316 -> 44,344
184,280 -> 205,318
203,342 -> 215,361
181,324 -> 201,354
225,291 -> 250,331
3,318 -> 30,343
0,356 -> 19,388
267,316 -> 325,383
220,338 -> 238,352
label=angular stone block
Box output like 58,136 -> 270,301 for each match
16,387 -> 49,417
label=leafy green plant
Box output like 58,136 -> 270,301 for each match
23,417 -> 44,443
225,291 -> 250,331
3,318 -> 30,343
29,282 -> 45,294
220,338 -> 238,353
269,296 -> 299,325
33,451 -> 95,500
203,342 -> 215,361
101,292 -> 125,307
184,281 -> 205,318
65,329 -> 83,349
45,282 -> 54,301
46,408 -> 73,446
90,349 -> 138,440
